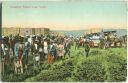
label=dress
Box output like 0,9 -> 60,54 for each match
58,44 -> 64,57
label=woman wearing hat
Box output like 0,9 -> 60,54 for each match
48,40 -> 56,64
58,42 -> 65,59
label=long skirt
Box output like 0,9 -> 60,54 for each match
48,54 -> 54,64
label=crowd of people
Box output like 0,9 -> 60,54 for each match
0,34 -> 90,75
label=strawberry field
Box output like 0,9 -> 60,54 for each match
1,45 -> 127,82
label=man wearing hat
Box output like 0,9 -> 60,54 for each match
64,39 -> 70,57
38,39 -> 44,63
1,37 -> 9,76
84,41 -> 90,57
14,36 -> 24,74
23,37 -> 30,69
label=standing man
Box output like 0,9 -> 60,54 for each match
1,37 -> 9,76
84,41 -> 90,57
64,39 -> 70,57
14,37 -> 24,74
23,37 -> 30,69
38,40 -> 44,63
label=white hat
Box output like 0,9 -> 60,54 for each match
2,36 -> 4,38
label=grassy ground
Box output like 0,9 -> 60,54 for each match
1,45 -> 127,82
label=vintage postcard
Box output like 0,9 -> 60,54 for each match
0,0 -> 127,82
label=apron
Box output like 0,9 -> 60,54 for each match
44,47 -> 48,54
44,42 -> 48,54
35,56 -> 40,61
58,45 -> 64,56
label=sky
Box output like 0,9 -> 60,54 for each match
2,1 -> 127,30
